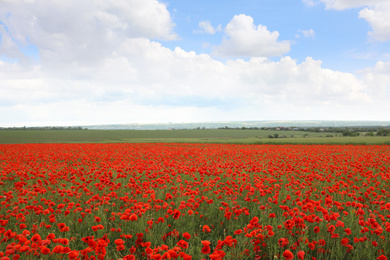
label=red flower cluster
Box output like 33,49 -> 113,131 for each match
0,143 -> 389,259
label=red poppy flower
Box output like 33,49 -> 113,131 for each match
98,239 -> 108,247
91,226 -> 98,231
68,251 -> 79,259
31,234 -> 41,242
278,238 -> 289,248
142,241 -> 151,248
182,254 -> 192,260
209,252 -> 223,260
45,233 -> 55,240
183,232 -> 191,240
117,245 -> 125,251
96,224 -> 104,230
177,240 -> 189,249
62,247 -> 71,254
129,214 -> 138,221
327,225 -> 335,234
234,229 -> 242,235
297,250 -> 305,260
283,249 -> 294,260
173,209 -> 181,219
202,240 -> 211,247
52,245 -> 64,254
203,225 -> 211,233
284,220 -> 295,230
19,224 -> 26,230
201,245 -> 211,254
40,247 -> 51,255
341,238 -> 349,246
57,223 -> 66,229
115,239 -> 125,245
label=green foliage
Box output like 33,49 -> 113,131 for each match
342,131 -> 359,137
0,129 -> 389,145
376,128 -> 390,136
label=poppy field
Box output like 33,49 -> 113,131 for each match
0,143 -> 390,260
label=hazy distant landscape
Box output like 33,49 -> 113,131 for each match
1,121 -> 389,144
82,120 -> 390,130
2,120 -> 388,131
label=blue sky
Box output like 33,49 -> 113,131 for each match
163,0 -> 377,71
0,0 -> 389,126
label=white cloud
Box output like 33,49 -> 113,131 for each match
0,0 -> 177,68
212,14 -> 291,58
0,25 -> 23,60
305,0 -> 390,41
1,2 -> 390,126
195,20 -> 222,34
296,29 -> 315,38
225,56 -> 370,104
359,60 -> 390,97
317,0 -> 374,10
2,37 -> 389,126
359,3 -> 390,42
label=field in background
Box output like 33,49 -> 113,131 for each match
1,129 -> 390,144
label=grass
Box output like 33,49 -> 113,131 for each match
0,129 -> 389,144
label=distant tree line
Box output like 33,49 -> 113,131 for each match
375,128 -> 390,136
2,125 -> 389,135
305,126 -> 390,133
342,131 -> 360,137
217,126 -> 262,130
216,125 -> 390,133
212,125 -> 390,138
0,126 -> 86,130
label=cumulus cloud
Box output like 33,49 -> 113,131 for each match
0,0 -> 177,68
359,60 -> 390,96
2,36 -> 388,126
304,0 -> 390,41
359,3 -> 390,41
225,56 -> 370,105
194,20 -> 222,34
1,1 -> 389,126
212,14 -> 291,58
